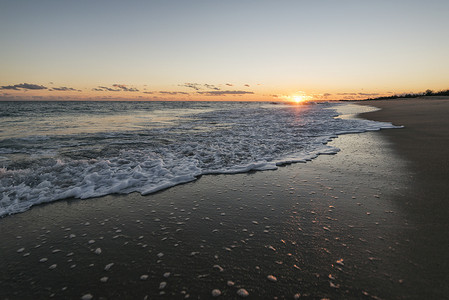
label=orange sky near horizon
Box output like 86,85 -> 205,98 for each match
1,1 -> 448,102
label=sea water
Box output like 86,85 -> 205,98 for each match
0,101 -> 399,217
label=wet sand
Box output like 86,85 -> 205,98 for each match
1,100 -> 448,299
359,97 -> 449,298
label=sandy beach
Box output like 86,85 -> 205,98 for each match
1,98 -> 448,299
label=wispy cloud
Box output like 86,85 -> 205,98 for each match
181,83 -> 221,91
181,83 -> 202,91
0,83 -> 48,90
337,92 -> 358,96
98,86 -> 121,92
112,84 -> 139,92
358,92 -> 380,96
204,84 -> 220,91
92,84 -> 139,92
225,83 -> 233,87
198,90 -> 254,96
50,86 -> 81,92
159,91 -> 190,95
244,84 -> 250,87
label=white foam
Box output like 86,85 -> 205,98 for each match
0,103 -> 401,217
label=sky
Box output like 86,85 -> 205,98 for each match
1,0 -> 448,102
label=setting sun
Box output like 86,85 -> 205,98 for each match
293,96 -> 305,103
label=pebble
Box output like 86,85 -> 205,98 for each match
211,289 -> 222,297
163,272 -> 171,278
94,248 -> 102,255
140,274 -> 149,280
17,248 -> 25,253
267,275 -> 277,282
294,293 -> 301,300
100,277 -> 108,283
157,252 -> 164,258
159,281 -> 167,289
227,280 -> 235,287
39,258 -> 48,263
237,288 -> 249,297
49,264 -> 57,270
104,263 -> 114,271
88,240 -> 95,244
81,293 -> 93,300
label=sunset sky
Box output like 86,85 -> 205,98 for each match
1,0 -> 448,101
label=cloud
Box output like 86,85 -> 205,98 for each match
244,84 -> 250,87
159,91 -> 190,95
225,83 -> 233,87
337,93 -> 358,96
98,86 -> 121,91
0,83 -> 48,90
198,90 -> 254,96
50,86 -> 81,92
92,84 -> 139,92
112,84 -> 139,92
358,92 -> 380,96
323,93 -> 332,97
181,83 -> 220,91
204,84 -> 220,91
181,83 -> 202,91
143,91 -> 154,94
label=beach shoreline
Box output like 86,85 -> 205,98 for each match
1,99 -> 448,299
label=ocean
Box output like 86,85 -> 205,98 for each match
0,101 -> 399,217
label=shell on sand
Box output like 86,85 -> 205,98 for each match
237,288 -> 249,297
81,293 -> 93,300
211,289 -> 222,297
104,263 -> 114,271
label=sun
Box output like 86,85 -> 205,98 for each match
293,96 -> 305,104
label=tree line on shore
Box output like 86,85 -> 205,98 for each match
366,89 -> 449,100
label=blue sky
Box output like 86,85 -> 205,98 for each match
1,0 -> 448,101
